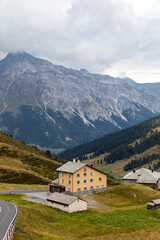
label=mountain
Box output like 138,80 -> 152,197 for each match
143,82 -> 160,96
0,52 -> 160,149
58,115 -> 160,179
0,131 -> 61,184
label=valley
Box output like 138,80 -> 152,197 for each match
0,116 -> 160,239
2,1 -> 160,239
59,116 -> 160,180
0,51 -> 160,240
0,52 -> 160,149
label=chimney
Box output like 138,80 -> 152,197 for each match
152,169 -> 154,173
73,159 -> 76,163
77,160 -> 80,163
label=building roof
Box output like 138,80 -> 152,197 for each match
147,199 -> 160,205
46,192 -> 78,205
56,161 -> 107,175
56,161 -> 86,173
123,168 -> 160,184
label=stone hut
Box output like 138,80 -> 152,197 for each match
123,168 -> 160,190
147,199 -> 160,210
46,192 -> 87,213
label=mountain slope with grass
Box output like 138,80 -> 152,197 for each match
0,131 -> 61,184
58,115 -> 160,179
1,184 -> 160,239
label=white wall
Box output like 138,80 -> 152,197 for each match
46,199 -> 87,213
69,199 -> 87,213
46,200 -> 70,212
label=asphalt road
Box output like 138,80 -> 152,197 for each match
0,189 -> 49,205
0,200 -> 17,240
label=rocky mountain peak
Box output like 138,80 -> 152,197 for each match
4,51 -> 35,62
0,52 -> 159,149
80,68 -> 90,74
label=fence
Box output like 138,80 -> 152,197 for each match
2,202 -> 17,240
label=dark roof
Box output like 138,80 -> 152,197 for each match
49,184 -> 65,188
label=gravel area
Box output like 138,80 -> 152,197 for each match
25,191 -> 51,204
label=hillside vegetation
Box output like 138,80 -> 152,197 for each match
1,184 -> 160,239
0,132 -> 61,184
58,115 -> 160,179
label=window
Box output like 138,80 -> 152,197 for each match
84,187 -> 88,191
84,179 -> 87,184
61,179 -> 64,183
77,173 -> 80,178
68,173 -> 71,178
90,178 -> 93,183
84,172 -> 87,177
102,185 -> 104,188
61,172 -> 64,177
68,188 -> 71,192
68,180 -> 71,185
90,186 -> 94,190
77,180 -> 80,185
99,177 -> 102,181
84,167 -> 86,171
77,188 -> 81,192
90,171 -> 94,176
96,186 -> 99,188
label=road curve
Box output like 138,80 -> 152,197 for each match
0,200 -> 17,240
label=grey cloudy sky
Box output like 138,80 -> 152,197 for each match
0,0 -> 160,83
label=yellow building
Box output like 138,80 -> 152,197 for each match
53,160 -> 107,194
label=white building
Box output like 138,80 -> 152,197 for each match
46,192 -> 87,213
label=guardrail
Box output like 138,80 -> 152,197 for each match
2,202 -> 17,240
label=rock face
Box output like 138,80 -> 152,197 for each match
0,52 -> 159,148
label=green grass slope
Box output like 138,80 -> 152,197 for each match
1,184 -> 160,239
94,184 -> 160,207
0,132 -> 61,184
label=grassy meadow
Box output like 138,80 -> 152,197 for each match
1,184 -> 160,239
0,183 -> 48,191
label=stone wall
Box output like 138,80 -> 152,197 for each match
65,187 -> 107,196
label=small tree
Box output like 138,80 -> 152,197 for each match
45,150 -> 52,158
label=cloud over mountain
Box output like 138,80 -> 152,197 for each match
0,0 -> 160,82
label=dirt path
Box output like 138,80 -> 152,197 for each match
81,194 -> 112,212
